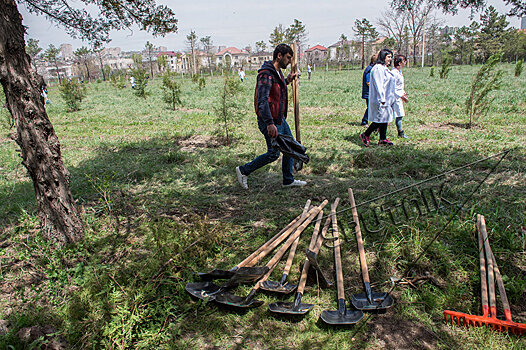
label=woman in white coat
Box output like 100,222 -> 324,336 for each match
391,54 -> 409,138
359,48 -> 395,146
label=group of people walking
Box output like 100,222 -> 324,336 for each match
360,48 -> 409,147
236,45 -> 409,191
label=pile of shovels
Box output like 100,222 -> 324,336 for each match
444,214 -> 526,335
186,188 -> 395,326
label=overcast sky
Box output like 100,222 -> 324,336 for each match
20,0 -> 521,52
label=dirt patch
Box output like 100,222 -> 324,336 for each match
176,135 -> 223,152
367,316 -> 438,349
418,122 -> 483,131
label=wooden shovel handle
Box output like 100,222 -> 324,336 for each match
282,200 -> 311,276
297,209 -> 324,294
256,200 -> 329,289
238,202 -> 310,267
476,214 -> 489,317
348,188 -> 370,284
479,214 -> 496,318
246,202 -> 320,267
330,198 -> 345,300
291,43 -> 300,143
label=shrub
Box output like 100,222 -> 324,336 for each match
214,75 -> 242,145
429,67 -> 434,77
59,78 -> 86,112
109,73 -> 126,89
465,53 -> 503,128
161,72 -> 183,110
198,77 -> 206,90
131,54 -> 148,98
439,57 -> 451,79
515,59 -> 523,77
131,67 -> 148,98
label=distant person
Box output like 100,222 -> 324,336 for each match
360,54 -> 377,126
238,67 -> 246,82
41,82 -> 50,104
360,48 -> 395,146
236,44 -> 304,190
391,54 -> 409,138
307,64 -> 312,80
130,76 -> 136,89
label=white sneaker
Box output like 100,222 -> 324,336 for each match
282,180 -> 307,188
236,166 -> 248,190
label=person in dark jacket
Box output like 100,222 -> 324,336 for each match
236,44 -> 305,190
360,54 -> 377,126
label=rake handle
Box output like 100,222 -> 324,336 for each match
237,203 -> 310,268
479,214 -> 496,318
330,198 -> 345,300
476,214 -> 489,318
480,214 -> 512,322
297,209 -> 325,294
247,202 -> 320,267
348,188 -> 370,284
281,200 -> 311,279
256,200 -> 329,290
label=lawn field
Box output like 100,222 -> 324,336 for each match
0,65 -> 525,349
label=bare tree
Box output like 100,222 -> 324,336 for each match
200,36 -> 214,70
0,0 -> 177,244
74,46 -> 92,81
391,0 -> 435,65
186,30 -> 198,75
92,41 -> 107,81
377,9 -> 407,52
144,41 -> 155,77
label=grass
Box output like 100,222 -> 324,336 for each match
0,65 -> 525,349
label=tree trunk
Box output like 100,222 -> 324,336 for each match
0,0 -> 84,244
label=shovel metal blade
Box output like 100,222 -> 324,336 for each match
260,280 -> 297,294
306,249 -> 333,288
350,292 -> 394,311
228,266 -> 270,285
320,300 -> 364,325
197,268 -> 236,280
293,159 -> 303,172
268,301 -> 314,315
185,282 -> 222,300
213,289 -> 264,308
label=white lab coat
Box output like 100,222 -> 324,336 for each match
368,64 -> 395,123
391,67 -> 405,117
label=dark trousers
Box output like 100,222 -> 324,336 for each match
239,118 -> 294,185
361,99 -> 369,124
364,122 -> 388,140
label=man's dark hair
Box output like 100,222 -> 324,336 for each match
394,54 -> 407,67
375,48 -> 393,65
273,44 -> 293,60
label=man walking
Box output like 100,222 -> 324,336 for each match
236,44 -> 306,190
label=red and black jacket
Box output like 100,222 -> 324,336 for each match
254,61 -> 289,126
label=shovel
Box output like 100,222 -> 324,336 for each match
213,200 -> 328,308
305,213 -> 334,288
348,188 -> 394,311
268,206 -> 325,315
321,198 -> 364,325
187,201 -> 313,300
261,200 -> 311,293
197,200 -> 313,281
291,43 -> 303,172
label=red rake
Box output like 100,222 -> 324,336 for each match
444,214 -> 526,335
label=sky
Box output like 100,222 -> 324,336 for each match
19,0 -> 522,52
